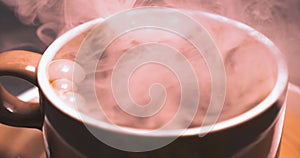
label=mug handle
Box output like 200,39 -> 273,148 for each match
0,50 -> 43,129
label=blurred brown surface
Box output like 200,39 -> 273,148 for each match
0,124 -> 45,158
280,84 -> 300,158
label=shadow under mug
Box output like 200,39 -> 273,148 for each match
0,10 -> 288,158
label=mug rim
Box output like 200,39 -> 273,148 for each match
37,11 -> 288,137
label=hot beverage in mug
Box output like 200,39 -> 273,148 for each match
0,9 -> 288,157
47,11 -> 276,130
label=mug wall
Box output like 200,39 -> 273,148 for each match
41,88 -> 286,158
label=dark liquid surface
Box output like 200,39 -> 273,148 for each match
49,13 -> 277,129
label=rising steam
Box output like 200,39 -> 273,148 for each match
2,0 -> 300,81
1,0 -> 136,45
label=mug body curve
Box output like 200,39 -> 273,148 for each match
41,93 -> 286,158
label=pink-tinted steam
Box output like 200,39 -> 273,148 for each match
2,0 -> 300,98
